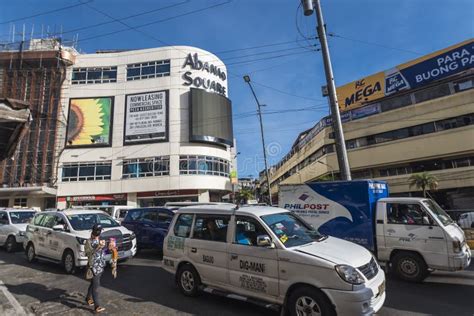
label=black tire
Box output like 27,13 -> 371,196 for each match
176,264 -> 201,297
392,252 -> 429,282
63,249 -> 76,274
26,243 -> 37,263
5,236 -> 17,253
288,286 -> 335,316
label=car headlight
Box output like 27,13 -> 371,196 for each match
335,265 -> 365,285
76,237 -> 88,245
452,238 -> 462,253
18,231 -> 26,236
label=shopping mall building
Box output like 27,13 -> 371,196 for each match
56,46 -> 234,208
264,39 -> 474,209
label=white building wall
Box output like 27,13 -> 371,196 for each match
57,46 -> 232,206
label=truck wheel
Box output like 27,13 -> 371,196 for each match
26,243 -> 37,263
63,250 -> 76,274
288,286 -> 335,316
393,252 -> 429,282
6,236 -> 17,253
177,264 -> 201,297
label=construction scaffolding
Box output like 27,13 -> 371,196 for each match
0,38 -> 75,188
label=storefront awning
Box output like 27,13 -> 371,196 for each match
0,186 -> 57,197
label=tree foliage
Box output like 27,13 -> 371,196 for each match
408,172 -> 439,197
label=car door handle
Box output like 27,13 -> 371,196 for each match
191,247 -> 197,253
230,254 -> 238,260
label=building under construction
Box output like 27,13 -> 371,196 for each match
0,38 -> 75,209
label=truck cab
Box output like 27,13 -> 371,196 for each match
375,197 -> 471,281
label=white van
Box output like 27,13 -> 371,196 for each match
163,205 -> 386,315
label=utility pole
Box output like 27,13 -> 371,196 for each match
302,0 -> 352,180
243,75 -> 273,206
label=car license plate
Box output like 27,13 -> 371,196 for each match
378,280 -> 385,295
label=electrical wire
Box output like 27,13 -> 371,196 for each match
0,0 -> 93,25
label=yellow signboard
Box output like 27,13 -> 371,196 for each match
336,39 -> 474,112
336,72 -> 385,112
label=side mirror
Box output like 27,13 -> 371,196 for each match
256,235 -> 274,248
52,224 -> 65,231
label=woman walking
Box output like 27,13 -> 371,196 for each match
85,224 -> 106,313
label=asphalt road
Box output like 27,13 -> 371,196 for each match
0,249 -> 472,316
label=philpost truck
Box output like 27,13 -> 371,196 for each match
279,180 -> 471,282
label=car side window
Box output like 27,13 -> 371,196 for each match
42,214 -> 57,228
387,203 -> 433,225
0,212 -> 8,224
118,209 -> 128,219
143,210 -> 158,223
173,214 -> 194,238
125,210 -> 142,222
33,214 -> 45,226
158,211 -> 173,224
55,215 -> 68,230
235,216 -> 269,246
193,215 -> 230,243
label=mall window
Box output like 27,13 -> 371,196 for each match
126,60 -> 170,81
122,156 -> 170,178
13,198 -> 27,207
61,162 -> 112,182
180,155 -> 230,177
435,114 -> 474,131
71,67 -> 117,84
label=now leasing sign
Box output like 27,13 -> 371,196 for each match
337,39 -> 474,111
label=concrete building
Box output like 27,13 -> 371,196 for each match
267,40 -> 474,209
56,46 -> 234,208
0,39 -> 76,209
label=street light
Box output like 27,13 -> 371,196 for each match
243,75 -> 272,206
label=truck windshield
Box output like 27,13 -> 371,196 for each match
9,212 -> 36,224
422,199 -> 453,226
261,212 -> 325,248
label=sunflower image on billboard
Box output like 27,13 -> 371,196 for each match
66,97 -> 113,146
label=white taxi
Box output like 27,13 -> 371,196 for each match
163,205 -> 386,316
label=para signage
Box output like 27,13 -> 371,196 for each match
337,39 -> 474,112
182,52 -> 227,96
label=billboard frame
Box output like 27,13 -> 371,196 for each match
123,90 -> 169,146
65,96 -> 115,149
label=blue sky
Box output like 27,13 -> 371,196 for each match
1,0 -> 473,178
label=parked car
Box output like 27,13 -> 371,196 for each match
79,205 -> 134,223
163,205 -> 386,315
24,209 -> 137,273
458,212 -> 474,228
121,207 -> 174,251
0,208 -> 37,252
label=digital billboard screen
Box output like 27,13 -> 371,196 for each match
66,97 -> 114,147
190,88 -> 233,146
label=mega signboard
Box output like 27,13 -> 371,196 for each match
337,39 -> 474,112
66,97 -> 113,147
124,91 -> 168,144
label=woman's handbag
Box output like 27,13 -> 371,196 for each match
85,267 -> 93,280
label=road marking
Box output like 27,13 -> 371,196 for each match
0,280 -> 27,316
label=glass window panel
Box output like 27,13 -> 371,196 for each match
141,65 -> 155,76
63,166 -> 78,178
102,70 -> 117,80
156,63 -> 170,74
79,165 -> 94,177
72,71 -> 86,81
127,67 -> 140,78
96,164 -> 111,176
87,70 -> 101,80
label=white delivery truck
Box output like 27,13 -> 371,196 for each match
279,180 -> 471,282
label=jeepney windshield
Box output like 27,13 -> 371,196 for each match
261,212 -> 326,248
422,199 -> 453,226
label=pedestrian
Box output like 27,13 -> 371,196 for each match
85,224 -> 106,313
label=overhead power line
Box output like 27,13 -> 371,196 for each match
0,0 -> 93,25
